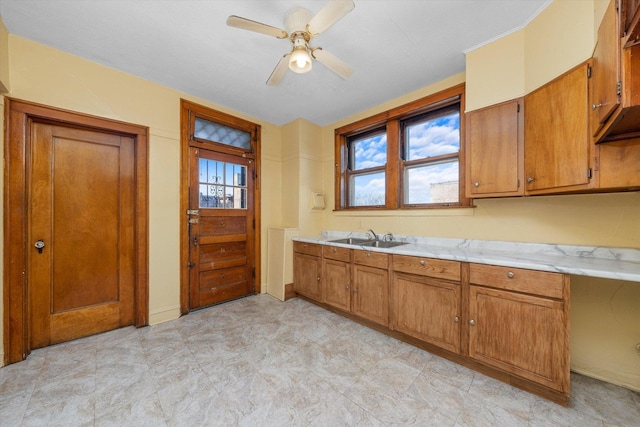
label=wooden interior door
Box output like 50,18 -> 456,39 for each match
29,122 -> 136,348
188,148 -> 255,309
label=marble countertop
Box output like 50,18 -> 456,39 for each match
293,231 -> 640,283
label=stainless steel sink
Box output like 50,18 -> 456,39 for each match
327,237 -> 372,245
361,240 -> 408,248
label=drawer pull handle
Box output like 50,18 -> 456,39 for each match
454,316 -> 459,323
419,260 -> 425,266
469,319 -> 476,326
507,271 -> 514,279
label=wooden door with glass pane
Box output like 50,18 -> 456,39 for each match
188,148 -> 255,309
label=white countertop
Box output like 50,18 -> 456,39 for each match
293,231 -> 640,283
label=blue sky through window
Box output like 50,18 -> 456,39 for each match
406,112 -> 460,160
350,112 -> 460,206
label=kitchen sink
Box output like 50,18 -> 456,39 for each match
327,237 -> 373,245
361,240 -> 408,248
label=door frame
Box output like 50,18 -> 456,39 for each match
3,98 -> 149,364
179,99 -> 261,314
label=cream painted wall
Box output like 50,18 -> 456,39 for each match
0,19 -> 9,92
465,29 -> 525,112
524,0 -> 595,92
280,119 -> 324,235
2,35 -> 283,330
466,0 -> 595,111
318,1 -> 640,391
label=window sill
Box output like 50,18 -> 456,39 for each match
333,205 -> 476,217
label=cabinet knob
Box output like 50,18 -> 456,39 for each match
592,103 -> 603,110
527,177 -> 534,183
419,260 -> 425,266
454,316 -> 459,323
507,271 -> 514,279
333,248 -> 337,252
474,182 -> 479,188
353,288 -> 358,293
367,253 -> 371,257
469,319 -> 476,326
345,285 -> 350,290
317,276 -> 321,281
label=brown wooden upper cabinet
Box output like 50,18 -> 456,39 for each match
622,0 -> 640,48
466,98 -> 524,198
592,0 -> 640,142
524,61 -> 594,194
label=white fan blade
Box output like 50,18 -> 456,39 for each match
312,48 -> 353,79
267,54 -> 290,85
227,15 -> 288,39
307,0 -> 355,36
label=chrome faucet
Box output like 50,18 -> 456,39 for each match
382,232 -> 394,242
368,229 -> 379,241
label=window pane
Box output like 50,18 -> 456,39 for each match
405,108 -> 460,161
351,132 -> 387,170
198,159 -> 247,209
349,172 -> 385,206
194,117 -> 251,150
404,160 -> 459,204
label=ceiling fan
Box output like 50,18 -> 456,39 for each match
226,0 -> 355,85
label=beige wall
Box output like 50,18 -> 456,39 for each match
466,0 -> 595,111
318,0 -> 640,391
0,19 -> 9,92
2,35 -> 283,331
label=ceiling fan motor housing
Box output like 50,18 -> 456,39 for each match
285,8 -> 313,35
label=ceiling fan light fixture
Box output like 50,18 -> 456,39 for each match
289,47 -> 312,73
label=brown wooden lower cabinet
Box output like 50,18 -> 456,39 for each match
391,255 -> 462,354
292,244 -> 570,404
322,245 -> 351,311
292,242 -> 322,301
468,264 -> 570,395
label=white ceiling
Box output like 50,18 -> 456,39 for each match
0,0 -> 549,126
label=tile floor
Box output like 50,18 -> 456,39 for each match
1,294 -> 639,426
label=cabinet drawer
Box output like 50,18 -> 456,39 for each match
392,255 -> 460,281
353,250 -> 388,269
293,241 -> 322,257
323,245 -> 351,262
469,264 -> 565,299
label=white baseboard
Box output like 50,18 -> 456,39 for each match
571,367 -> 640,393
148,305 -> 181,325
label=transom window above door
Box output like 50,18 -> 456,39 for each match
194,117 -> 251,150
198,159 -> 247,209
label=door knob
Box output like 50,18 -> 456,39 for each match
34,240 -> 45,254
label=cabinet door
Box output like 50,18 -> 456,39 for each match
591,0 -> 621,136
293,252 -> 322,301
323,258 -> 351,312
352,264 -> 389,326
525,62 -> 592,193
392,272 -> 460,353
469,285 -> 569,393
466,99 -> 523,198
